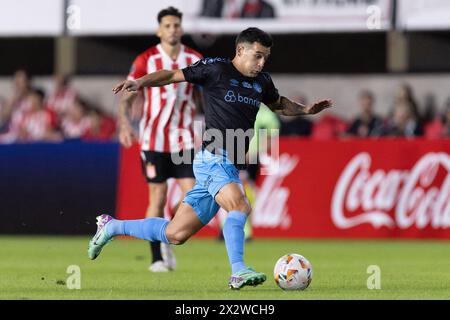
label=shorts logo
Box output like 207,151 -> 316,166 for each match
242,81 -> 252,89
230,79 -> 239,87
204,175 -> 213,189
224,90 -> 237,102
253,82 -> 262,93
146,164 -> 156,179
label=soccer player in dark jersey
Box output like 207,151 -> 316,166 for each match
88,27 -> 332,289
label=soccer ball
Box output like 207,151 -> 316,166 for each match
274,253 -> 313,290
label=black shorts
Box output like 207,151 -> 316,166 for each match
140,149 -> 195,183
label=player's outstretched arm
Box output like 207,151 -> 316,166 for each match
267,96 -> 333,116
112,69 -> 185,94
117,91 -> 138,148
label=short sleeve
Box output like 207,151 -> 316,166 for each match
182,59 -> 213,85
262,73 -> 280,105
127,55 -> 147,80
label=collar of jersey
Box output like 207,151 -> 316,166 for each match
156,43 -> 184,63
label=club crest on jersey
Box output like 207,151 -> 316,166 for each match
253,82 -> 262,93
242,81 -> 252,89
230,79 -> 239,87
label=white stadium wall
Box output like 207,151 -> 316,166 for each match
3,0 -> 450,37
397,0 -> 450,31
0,0 -> 393,36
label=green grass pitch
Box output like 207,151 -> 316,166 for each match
0,236 -> 449,300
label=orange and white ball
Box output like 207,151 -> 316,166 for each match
274,253 -> 313,290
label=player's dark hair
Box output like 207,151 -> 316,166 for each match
235,27 -> 273,48
30,88 -> 45,101
157,6 -> 182,23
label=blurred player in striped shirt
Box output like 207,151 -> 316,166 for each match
117,7 -> 203,272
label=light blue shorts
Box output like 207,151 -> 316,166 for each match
183,148 -> 242,225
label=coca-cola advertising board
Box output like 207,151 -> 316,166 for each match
253,138 -> 450,239
116,139 -> 450,239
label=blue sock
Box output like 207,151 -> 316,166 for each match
106,218 -> 170,244
223,211 -> 248,274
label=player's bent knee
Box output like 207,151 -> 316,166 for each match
166,229 -> 190,245
230,197 -> 252,214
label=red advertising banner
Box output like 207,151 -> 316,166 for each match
116,139 -> 450,239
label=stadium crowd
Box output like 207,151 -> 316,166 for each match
0,70 -> 116,143
0,69 -> 449,143
279,86 -> 450,140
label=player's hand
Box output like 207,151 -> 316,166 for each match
113,79 -> 140,94
118,122 -> 136,148
305,99 -> 333,115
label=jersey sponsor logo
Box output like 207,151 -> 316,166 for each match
253,82 -> 262,93
224,90 -> 237,102
230,79 -> 239,87
224,90 -> 260,107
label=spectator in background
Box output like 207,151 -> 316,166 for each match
393,83 -> 423,125
0,70 -> 32,142
311,110 -> 348,140
17,88 -> 62,142
46,74 -> 77,124
311,114 -> 348,140
347,90 -> 382,137
60,97 -> 92,140
443,101 -> 450,137
424,98 -> 450,138
8,69 -> 31,115
380,101 -> 421,137
422,93 -> 437,125
278,93 -> 313,136
83,105 -> 116,141
0,96 -> 8,134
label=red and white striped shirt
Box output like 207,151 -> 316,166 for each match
127,44 -> 202,153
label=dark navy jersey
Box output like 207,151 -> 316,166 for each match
182,57 -> 279,166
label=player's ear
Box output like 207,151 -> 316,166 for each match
236,44 -> 244,57
156,25 -> 162,39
